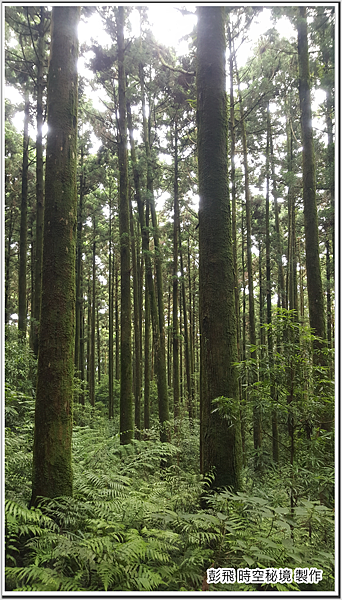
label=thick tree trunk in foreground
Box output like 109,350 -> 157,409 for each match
197,6 -> 242,491
30,6 -> 80,506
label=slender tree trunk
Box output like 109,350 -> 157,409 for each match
179,227 -> 192,421
286,115 -> 298,317
173,120 -> 180,423
235,54 -> 261,465
144,269 -> 150,430
75,148 -> 84,377
115,263 -> 120,381
266,104 -> 278,463
97,299 -> 101,385
130,201 -> 141,436
79,279 -> 85,405
5,208 -> 14,326
259,240 -> 264,351
29,225 -> 35,349
32,7 -> 45,356
89,217 -> 96,407
87,275 -> 91,387
18,87 -> 29,338
297,7 -> 326,354
167,283 -> 172,388
326,238 -> 332,349
108,191 -> 114,419
227,18 -> 240,357
117,6 -> 133,444
139,59 -> 169,441
197,6 -> 242,491
30,6 -> 80,505
187,236 -> 195,414
270,118 -> 286,310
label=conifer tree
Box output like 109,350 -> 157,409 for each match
197,6 -> 242,490
31,6 -> 80,505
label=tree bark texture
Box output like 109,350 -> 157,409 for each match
197,6 -> 242,491
31,6 -> 80,505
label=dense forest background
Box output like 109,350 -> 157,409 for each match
4,5 -> 335,594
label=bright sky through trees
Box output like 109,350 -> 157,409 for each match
4,5 -> 328,213
5,6 -> 324,137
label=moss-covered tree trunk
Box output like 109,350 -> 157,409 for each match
30,6 -> 80,506
197,6 -> 242,491
117,6 -> 133,444
297,7 -> 326,352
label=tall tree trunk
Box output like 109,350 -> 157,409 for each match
197,6 -> 242,491
187,236 -> 195,414
117,6 -> 133,444
167,283 -> 172,388
79,277 -> 85,405
172,120 -> 180,423
270,117 -> 286,310
30,6 -> 80,506
115,263 -> 120,381
286,114 -> 298,316
130,201 -> 142,436
32,7 -> 45,356
75,147 -> 84,378
227,17 -> 240,358
139,59 -> 169,441
144,267 -> 150,430
235,54 -> 261,465
266,104 -> 278,463
5,208 -> 15,326
108,190 -> 114,419
89,216 -> 96,407
18,87 -> 29,338
259,240 -> 264,351
179,227 -> 192,421
326,238 -> 332,349
297,7 -> 326,355
96,299 -> 101,384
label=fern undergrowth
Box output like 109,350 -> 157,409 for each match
5,405 -> 334,593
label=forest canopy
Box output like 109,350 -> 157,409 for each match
4,4 -> 335,594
